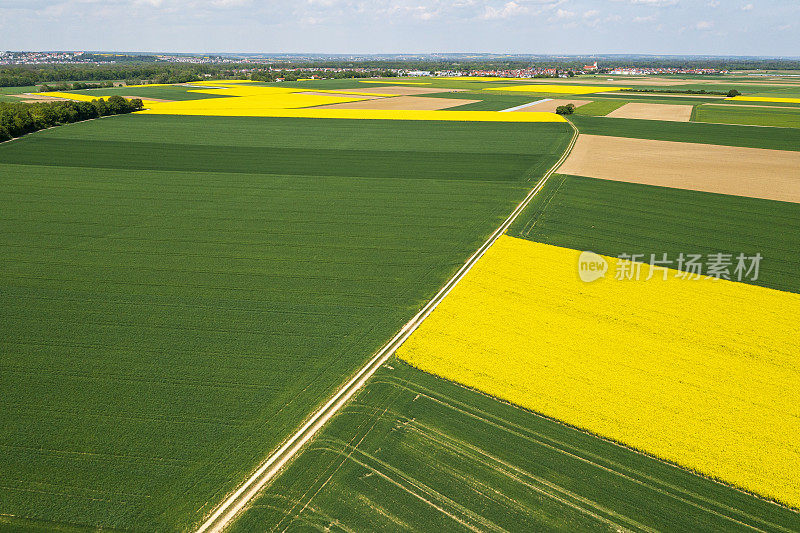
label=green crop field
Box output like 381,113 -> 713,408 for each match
570,115 -> 800,151
509,174 -> 800,294
0,85 -> 38,102
427,92 -> 544,111
572,100 -> 626,116
695,104 -> 800,128
65,84 -> 226,101
0,114 -> 572,531
584,93 -> 726,104
228,360 -> 800,532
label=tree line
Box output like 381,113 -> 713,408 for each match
621,88 -> 742,97
250,69 -> 396,82
0,96 -> 143,142
0,65 -> 212,87
39,81 -> 115,92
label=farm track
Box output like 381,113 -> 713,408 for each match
194,119 -> 580,533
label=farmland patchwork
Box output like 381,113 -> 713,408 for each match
396,235 -> 800,508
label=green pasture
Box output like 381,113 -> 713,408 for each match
63,84 -> 226,101
570,115 -> 800,151
0,114 -> 571,531
572,100 -> 627,116
0,85 -> 38,102
695,104 -> 800,128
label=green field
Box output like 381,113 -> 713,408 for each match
0,85 -> 38,102
0,114 -> 572,531
584,93 -> 725,104
65,84 -> 226,101
570,115 -> 800,151
695,104 -> 800,128
509,174 -> 800,294
229,361 -> 800,532
572,100 -> 627,116
423,91 -> 545,111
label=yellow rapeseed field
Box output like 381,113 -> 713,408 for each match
397,235 -> 800,508
126,83 -> 566,122
41,82 -> 565,122
485,84 -> 624,94
727,96 -> 800,104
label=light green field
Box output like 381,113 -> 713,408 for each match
0,86 -> 38,102
65,84 -> 226,101
695,104 -> 800,128
572,99 -> 627,116
0,114 -> 572,531
570,115 -> 800,151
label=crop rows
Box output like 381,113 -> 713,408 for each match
0,113 -> 571,531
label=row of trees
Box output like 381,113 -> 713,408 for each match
0,65 -> 211,87
249,69 -> 397,82
39,81 -> 115,92
0,96 -> 143,142
621,88 -> 742,97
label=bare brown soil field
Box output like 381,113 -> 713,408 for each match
353,86 -> 465,95
606,102 -> 693,122
10,93 -> 69,102
314,95 -> 480,110
558,134 -> 800,203
514,99 -> 590,112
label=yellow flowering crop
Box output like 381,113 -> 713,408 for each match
726,96 -> 800,104
485,84 -> 624,94
128,84 -> 566,122
397,235 -> 800,508
42,83 -> 566,122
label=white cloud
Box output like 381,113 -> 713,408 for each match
583,9 -> 599,18
695,20 -> 713,30
554,8 -> 574,18
618,0 -> 678,5
482,1 -> 527,19
633,15 -> 656,22
741,3 -> 753,11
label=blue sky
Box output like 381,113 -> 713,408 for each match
0,0 -> 797,56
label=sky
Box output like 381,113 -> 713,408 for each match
0,0 -> 798,56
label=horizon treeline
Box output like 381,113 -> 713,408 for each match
2,57 -> 800,87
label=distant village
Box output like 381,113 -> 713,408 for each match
1,51 -> 731,77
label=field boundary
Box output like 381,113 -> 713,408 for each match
194,119 -> 580,533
